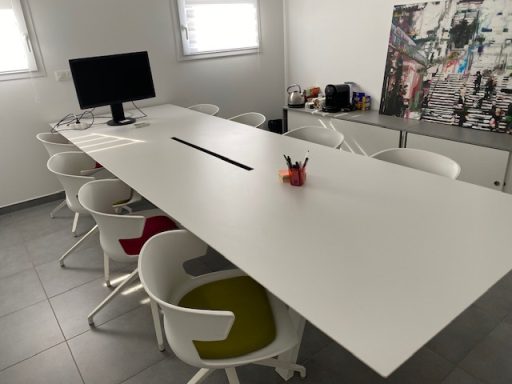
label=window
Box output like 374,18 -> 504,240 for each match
175,0 -> 260,59
0,0 -> 43,80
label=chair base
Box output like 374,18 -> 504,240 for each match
59,225 -> 98,267
50,200 -> 67,218
72,212 -> 80,237
150,299 -> 166,351
187,359 -> 306,384
88,268 -> 139,326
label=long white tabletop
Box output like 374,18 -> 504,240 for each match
58,104 -> 512,377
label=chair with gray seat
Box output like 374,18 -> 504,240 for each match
371,148 -> 461,179
228,112 -> 266,128
283,126 -> 345,149
36,132 -> 79,218
188,104 -> 220,116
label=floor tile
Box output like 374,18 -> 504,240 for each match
386,348 -> 453,384
16,203 -> 79,242
503,312 -> 512,326
36,242 -> 129,297
51,272 -> 148,339
441,368 -> 484,384
473,282 -> 512,320
0,242 -> 33,279
120,356 -> 197,384
0,342 -> 83,384
296,322 -> 334,363
0,301 -> 64,371
68,306 -> 167,384
460,322 -> 512,384
287,341 -> 385,384
426,305 -> 501,364
25,226 -> 98,267
0,219 -> 25,249
0,268 -> 47,317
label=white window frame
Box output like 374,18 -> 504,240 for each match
172,0 -> 262,61
0,0 -> 45,81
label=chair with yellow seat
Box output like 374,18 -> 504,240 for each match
138,230 -> 306,384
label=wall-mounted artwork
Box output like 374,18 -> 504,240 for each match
380,0 -> 512,134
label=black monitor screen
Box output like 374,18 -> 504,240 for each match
69,51 -> 156,110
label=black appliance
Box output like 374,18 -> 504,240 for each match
323,84 -> 351,113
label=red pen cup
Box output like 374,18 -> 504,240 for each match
289,167 -> 306,186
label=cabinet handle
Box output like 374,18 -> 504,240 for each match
494,181 -> 501,187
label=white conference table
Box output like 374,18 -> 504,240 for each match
57,104 -> 512,378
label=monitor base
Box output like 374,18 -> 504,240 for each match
107,117 -> 136,126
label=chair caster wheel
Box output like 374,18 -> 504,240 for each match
59,261 -> 65,268
88,318 -> 95,327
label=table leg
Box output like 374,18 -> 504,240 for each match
503,152 -> 512,194
275,307 -> 306,381
283,108 -> 289,133
399,131 -> 408,148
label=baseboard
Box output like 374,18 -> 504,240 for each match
0,191 -> 66,216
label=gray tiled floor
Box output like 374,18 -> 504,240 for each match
1,200 -> 512,383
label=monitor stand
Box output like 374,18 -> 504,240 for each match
107,103 -> 136,126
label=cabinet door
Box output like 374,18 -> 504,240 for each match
287,110 -> 400,156
406,134 -> 508,190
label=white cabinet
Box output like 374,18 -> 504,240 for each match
406,134 -> 508,191
286,109 -> 509,191
287,110 -> 400,156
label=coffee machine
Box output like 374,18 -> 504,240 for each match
323,83 -> 357,112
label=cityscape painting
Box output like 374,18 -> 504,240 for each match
380,0 -> 512,134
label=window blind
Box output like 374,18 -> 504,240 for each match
177,0 -> 260,56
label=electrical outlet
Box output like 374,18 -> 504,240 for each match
54,69 -> 72,82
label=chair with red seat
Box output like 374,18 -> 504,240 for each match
78,179 -> 179,349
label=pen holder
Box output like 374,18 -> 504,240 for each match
289,167 -> 306,186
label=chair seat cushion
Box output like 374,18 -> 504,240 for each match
119,216 -> 178,255
178,276 -> 276,360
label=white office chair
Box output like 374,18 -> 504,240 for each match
188,104 -> 220,116
78,179 -> 178,339
138,230 -> 306,384
47,151 -> 101,238
36,132 -> 80,218
47,151 -> 126,267
283,126 -> 345,149
371,148 -> 461,180
228,112 -> 266,128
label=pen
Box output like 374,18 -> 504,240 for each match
303,150 -> 309,165
303,157 -> 309,169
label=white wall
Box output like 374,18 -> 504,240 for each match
0,0 -> 285,208
284,0 -> 420,108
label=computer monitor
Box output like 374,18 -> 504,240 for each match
69,51 -> 156,126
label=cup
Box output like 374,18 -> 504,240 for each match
289,166 -> 306,186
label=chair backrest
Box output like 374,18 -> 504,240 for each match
36,132 -> 78,157
78,179 -> 147,262
187,104 -> 220,116
139,230 -> 236,367
47,152 -> 97,214
283,126 -> 345,149
371,148 -> 461,179
228,112 -> 266,128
